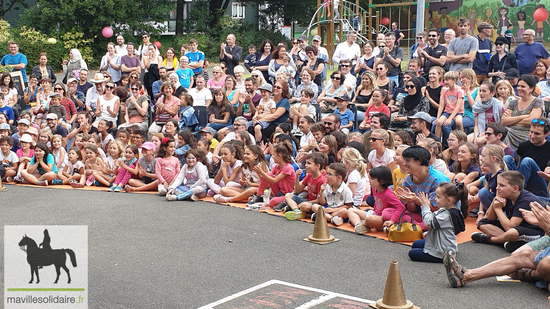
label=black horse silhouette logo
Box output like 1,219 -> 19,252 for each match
18,229 -> 77,284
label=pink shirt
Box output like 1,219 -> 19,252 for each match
373,187 -> 406,223
16,148 -> 34,159
207,78 -> 225,90
441,87 -> 464,114
157,96 -> 181,120
271,163 -> 296,195
155,156 -> 180,184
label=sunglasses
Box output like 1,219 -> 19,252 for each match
130,76 -> 137,79
105,85 -> 115,89
376,68 -> 385,71
428,34 -> 437,37
273,85 -> 283,89
251,75 -> 258,77
292,41 -> 298,44
495,43 -> 504,46
416,37 -> 423,39
340,64 -> 350,67
484,132 -> 494,136
331,76 -> 341,80
131,87 -> 139,91
324,122 -> 333,126
370,138 -> 384,142
405,85 -> 415,89
532,119 -> 546,125
379,45 -> 386,48
54,87 -> 63,91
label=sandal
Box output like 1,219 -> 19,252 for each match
444,249 -> 466,288
509,268 -> 534,282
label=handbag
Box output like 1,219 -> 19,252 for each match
155,112 -> 171,126
387,209 -> 423,242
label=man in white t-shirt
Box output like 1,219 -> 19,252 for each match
339,59 -> 357,97
332,31 -> 361,67
115,35 -> 128,56
187,75 -> 212,107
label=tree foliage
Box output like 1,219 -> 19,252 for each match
0,0 -> 28,20
24,0 -> 174,38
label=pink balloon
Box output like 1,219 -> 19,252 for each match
381,17 -> 390,26
533,8 -> 549,22
102,27 -> 113,38
154,41 -> 162,49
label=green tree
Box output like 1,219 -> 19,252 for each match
24,0 -> 174,38
0,0 -> 28,20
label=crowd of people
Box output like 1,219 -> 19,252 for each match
2,17 -> 550,293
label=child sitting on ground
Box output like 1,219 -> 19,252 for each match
107,144 -> 139,192
280,152 -> 328,219
349,166 -> 405,233
472,171 -> 546,252
167,149 -> 209,201
0,136 -> 18,182
53,147 -> 85,188
408,183 -> 467,263
311,162 -> 354,226
125,142 -> 158,192
155,137 -> 180,196
342,148 -> 370,207
175,129 -> 196,166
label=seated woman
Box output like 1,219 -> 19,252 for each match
148,82 -> 180,135
352,71 -> 377,123
468,82 -> 505,147
300,45 -> 325,90
502,75 -> 543,151
390,77 -> 430,130
119,81 -> 149,132
375,62 -> 396,95
207,66 -> 225,90
224,75 -> 241,112
317,70 -> 347,114
248,80 -> 290,143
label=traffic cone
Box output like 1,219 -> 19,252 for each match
373,261 -> 419,309
304,206 -> 339,244
0,177 -> 6,191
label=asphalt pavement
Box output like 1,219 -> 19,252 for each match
0,185 -> 548,308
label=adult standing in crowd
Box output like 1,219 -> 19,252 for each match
62,49 -> 87,84
142,44 -> 162,97
137,33 -> 156,62
1,41 -> 27,84
374,32 -> 403,88
332,31 -> 361,68
301,45 -> 325,89
268,45 -> 292,84
443,29 -> 455,49
100,42 -> 122,84
77,69 -> 93,99
410,31 -> 427,61
354,41 -> 376,83
219,33 -> 242,76
254,39 -> 273,83
419,29 -> 447,78
391,22 -> 405,46
312,35 -> 329,82
31,52 -> 56,84
447,18 -> 478,73
487,36 -> 518,83
115,35 -> 127,56
186,38 -> 205,86
121,43 -> 141,76
515,29 -> 550,75
152,66 -> 169,103
473,22 -> 493,84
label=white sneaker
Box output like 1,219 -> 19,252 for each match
331,216 -> 343,226
354,223 -> 371,234
213,194 -> 222,203
166,194 -> 177,201
291,128 -> 300,135
158,187 -> 168,196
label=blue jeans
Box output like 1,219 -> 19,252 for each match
174,185 -> 207,197
478,188 -> 494,212
408,239 -> 443,263
431,116 -> 474,142
206,121 -> 233,138
356,110 -> 366,123
505,156 -> 548,198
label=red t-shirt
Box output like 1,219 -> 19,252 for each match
60,98 -> 77,119
302,171 -> 327,201
365,104 -> 390,123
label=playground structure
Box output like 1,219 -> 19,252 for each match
307,0 -> 430,65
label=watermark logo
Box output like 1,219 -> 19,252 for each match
4,226 -> 88,308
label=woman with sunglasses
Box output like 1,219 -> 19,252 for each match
207,66 -> 225,90
119,81 -> 149,132
391,77 -> 430,130
317,71 -> 347,113
32,52 -> 56,84
300,45 -> 325,88
94,81 -> 120,126
268,45 -> 294,84
409,31 -> 427,61
149,82 -> 180,135
502,74 -> 543,151
53,83 -> 78,127
487,36 -> 517,83
352,71 -> 377,123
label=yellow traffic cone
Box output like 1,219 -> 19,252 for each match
304,206 -> 339,244
373,261 -> 419,309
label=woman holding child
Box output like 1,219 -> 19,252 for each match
250,81 -> 290,143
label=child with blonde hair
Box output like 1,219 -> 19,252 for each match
51,134 -> 67,170
342,148 -> 370,207
435,71 -> 464,138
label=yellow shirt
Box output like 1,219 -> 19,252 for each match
209,138 -> 219,153
392,167 -> 408,193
